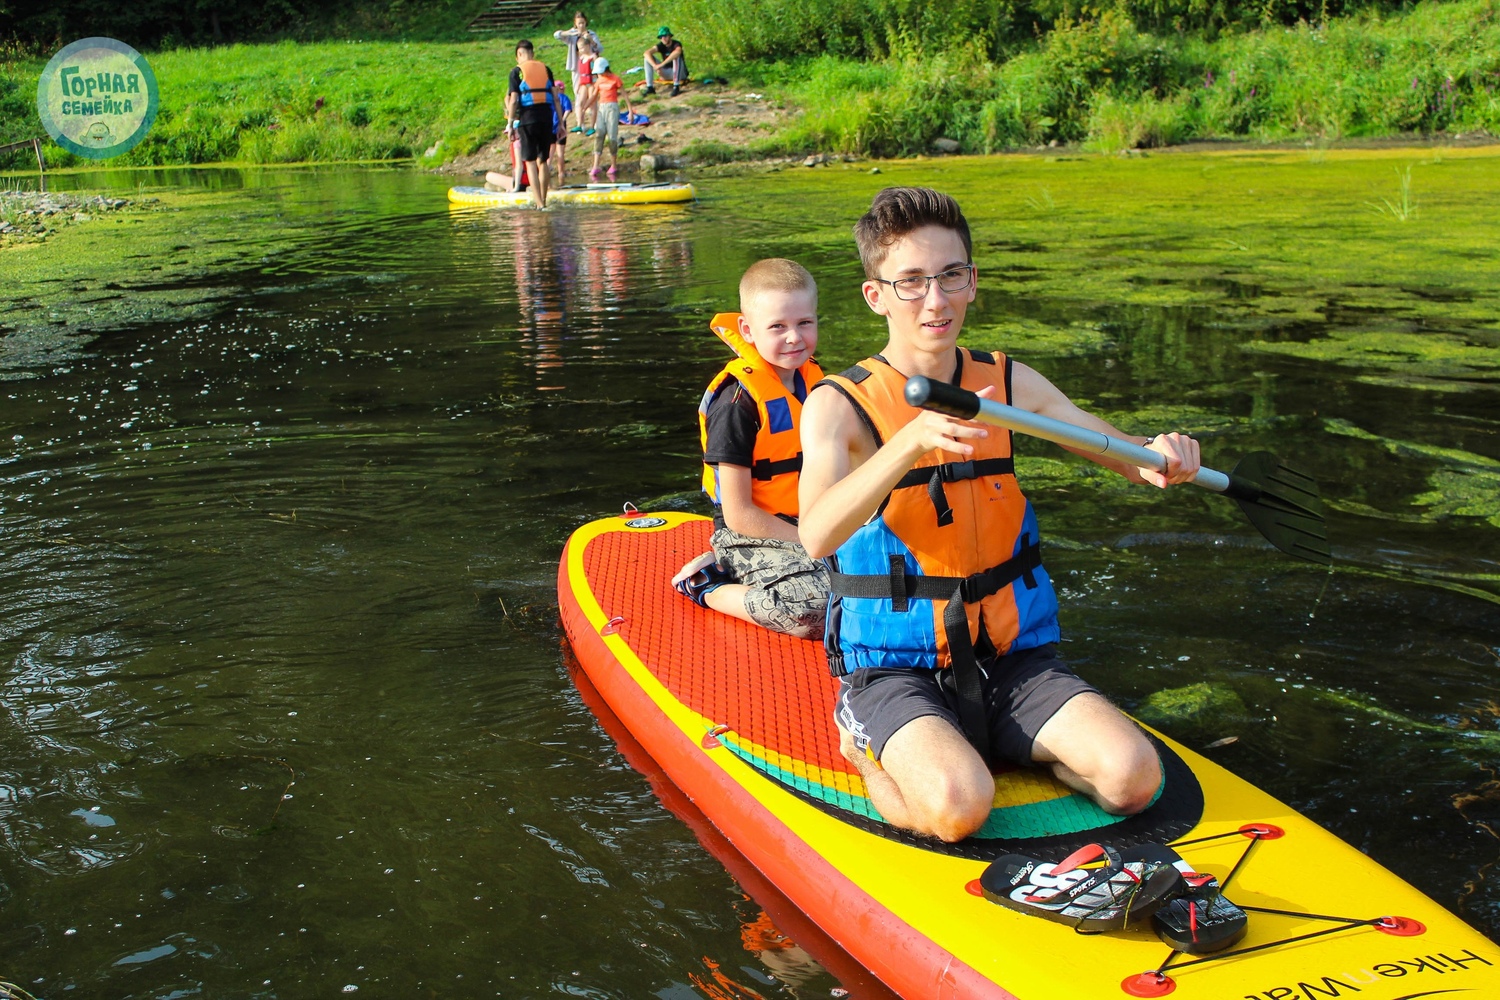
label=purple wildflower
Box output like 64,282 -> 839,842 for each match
1204,70 -> 1215,89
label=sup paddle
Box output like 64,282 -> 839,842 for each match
904,376 -> 1331,565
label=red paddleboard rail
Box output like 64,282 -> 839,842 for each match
558,530 -> 1013,1000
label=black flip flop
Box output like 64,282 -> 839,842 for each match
1151,869 -> 1248,954
978,842 -> 1186,931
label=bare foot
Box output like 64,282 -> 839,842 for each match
671,551 -> 717,588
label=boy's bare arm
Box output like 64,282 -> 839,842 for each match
715,465 -> 801,542
798,385 -> 992,559
1010,361 -> 1200,487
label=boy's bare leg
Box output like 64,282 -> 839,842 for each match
669,553 -> 754,623
703,584 -> 754,623
839,715 -> 993,843
1031,692 -> 1161,815
525,160 -> 545,207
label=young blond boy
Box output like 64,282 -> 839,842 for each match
671,259 -> 829,639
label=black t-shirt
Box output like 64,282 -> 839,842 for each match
508,64 -> 555,127
702,380 -> 759,468
702,372 -> 808,528
655,39 -> 683,61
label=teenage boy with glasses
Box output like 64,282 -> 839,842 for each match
797,186 -> 1203,843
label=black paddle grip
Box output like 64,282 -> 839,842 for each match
904,376 -> 981,419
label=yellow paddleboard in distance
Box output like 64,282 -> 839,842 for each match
558,511 -> 1500,1000
447,183 -> 695,207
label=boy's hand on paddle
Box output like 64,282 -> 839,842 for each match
1141,432 -> 1201,488
895,385 -> 995,461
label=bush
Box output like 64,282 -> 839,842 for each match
1085,91 -> 1191,150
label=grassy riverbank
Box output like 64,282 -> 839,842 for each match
2,0 -> 1497,170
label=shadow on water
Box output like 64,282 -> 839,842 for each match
1,155 -> 1498,995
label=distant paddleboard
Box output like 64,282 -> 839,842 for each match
447,182 -> 694,208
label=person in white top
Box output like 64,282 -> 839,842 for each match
553,12 -> 602,97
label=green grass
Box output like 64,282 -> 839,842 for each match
4,0 -> 1497,169
1368,164 -> 1419,220
0,11 -> 662,169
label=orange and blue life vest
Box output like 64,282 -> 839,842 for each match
817,348 -> 1060,676
517,59 -> 552,108
698,312 -> 824,521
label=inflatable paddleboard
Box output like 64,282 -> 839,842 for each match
447,182 -> 694,208
559,511 -> 1500,999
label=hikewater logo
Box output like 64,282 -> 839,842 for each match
36,37 -> 159,159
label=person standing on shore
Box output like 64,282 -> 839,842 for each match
643,26 -> 686,97
506,39 -> 563,208
553,11 -> 602,96
588,57 -> 631,179
574,36 -> 599,134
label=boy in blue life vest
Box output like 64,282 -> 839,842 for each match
671,259 -> 830,639
505,39 -> 563,209
798,187 -> 1204,843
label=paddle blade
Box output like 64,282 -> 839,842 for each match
1228,452 -> 1331,566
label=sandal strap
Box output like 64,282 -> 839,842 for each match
674,563 -> 732,608
1024,845 -> 1126,905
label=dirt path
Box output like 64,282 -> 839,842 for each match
437,81 -> 792,180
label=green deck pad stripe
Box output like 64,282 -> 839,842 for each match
722,734 -> 1132,839
975,790 -> 1125,839
720,737 -> 884,822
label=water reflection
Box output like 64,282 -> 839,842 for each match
480,206 -> 696,392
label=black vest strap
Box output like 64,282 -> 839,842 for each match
891,457 -> 1015,527
751,453 -> 802,480
827,536 -> 1042,604
943,588 -> 992,766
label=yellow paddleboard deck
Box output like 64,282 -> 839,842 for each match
559,512 -> 1500,999
447,182 -> 695,207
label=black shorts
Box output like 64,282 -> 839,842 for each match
835,644 -> 1098,765
516,121 -> 553,163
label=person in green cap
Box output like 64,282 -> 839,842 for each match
643,26 -> 686,96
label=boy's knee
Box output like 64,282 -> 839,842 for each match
908,773 -> 991,842
1093,750 -> 1163,816
782,617 -> 825,641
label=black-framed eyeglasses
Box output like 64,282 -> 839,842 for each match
873,265 -> 975,301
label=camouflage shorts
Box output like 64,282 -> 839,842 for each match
710,526 -> 829,640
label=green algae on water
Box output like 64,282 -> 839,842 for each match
1325,418 -> 1500,529
1315,689 -> 1500,755
1134,682 -> 1250,727
1242,329 -> 1500,390
964,318 -> 1113,358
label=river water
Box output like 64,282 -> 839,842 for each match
1,154 -> 1498,998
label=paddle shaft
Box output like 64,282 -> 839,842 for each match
904,376 -> 1234,495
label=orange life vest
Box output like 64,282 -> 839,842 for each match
698,312 -> 824,521
817,348 -> 1059,675
517,59 -> 551,108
